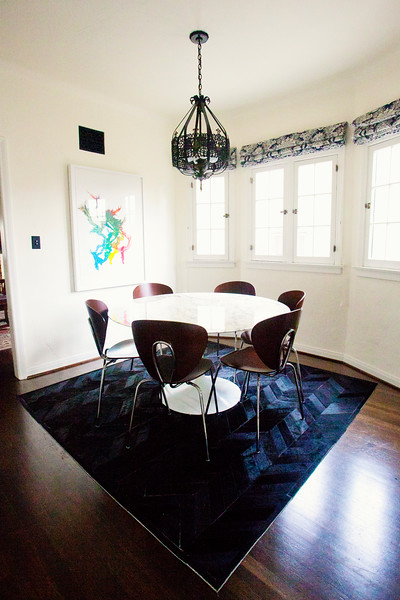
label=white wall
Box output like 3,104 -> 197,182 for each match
2,41 -> 399,386
176,44 -> 400,387
0,61 -> 176,379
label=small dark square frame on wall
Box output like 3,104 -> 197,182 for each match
79,126 -> 105,155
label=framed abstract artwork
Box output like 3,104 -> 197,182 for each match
69,165 -> 145,291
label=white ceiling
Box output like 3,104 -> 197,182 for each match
1,0 -> 400,119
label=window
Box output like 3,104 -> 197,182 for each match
251,152 -> 340,266
191,173 -> 230,261
363,136 -> 400,270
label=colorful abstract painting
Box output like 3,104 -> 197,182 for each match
69,165 -> 144,291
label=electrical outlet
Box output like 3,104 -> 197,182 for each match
31,236 -> 41,249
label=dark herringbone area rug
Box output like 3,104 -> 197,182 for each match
19,343 -> 376,590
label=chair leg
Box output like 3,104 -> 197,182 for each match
96,359 -> 108,426
240,371 -> 250,399
256,374 -> 261,453
287,362 -> 304,419
292,347 -> 301,380
187,381 -> 210,462
126,378 -> 153,448
208,366 -> 219,414
216,333 -> 220,357
206,363 -> 221,414
160,384 -> 171,414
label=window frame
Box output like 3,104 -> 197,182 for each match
189,172 -> 233,264
249,149 -> 343,268
362,135 -> 400,272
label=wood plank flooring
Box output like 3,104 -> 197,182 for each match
1,347 -> 399,600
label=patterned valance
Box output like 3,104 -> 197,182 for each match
240,121 -> 347,168
352,98 -> 400,145
227,147 -> 237,170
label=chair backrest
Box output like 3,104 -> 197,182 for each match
277,290 -> 305,311
132,319 -> 208,383
133,283 -> 173,299
214,281 -> 256,295
0,279 -> 6,296
251,309 -> 302,373
85,299 -> 109,357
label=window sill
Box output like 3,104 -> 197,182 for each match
245,261 -> 343,274
187,260 -> 236,268
355,267 -> 400,281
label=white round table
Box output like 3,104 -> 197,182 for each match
111,292 -> 288,334
110,292 -> 289,415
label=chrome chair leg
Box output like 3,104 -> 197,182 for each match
240,371 -> 250,399
287,362 -> 304,419
159,384 -> 171,414
126,378 -> 153,448
188,381 -> 210,462
96,359 -> 109,426
209,367 -> 219,414
206,364 -> 220,414
292,347 -> 301,379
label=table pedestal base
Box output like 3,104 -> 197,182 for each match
163,375 -> 241,415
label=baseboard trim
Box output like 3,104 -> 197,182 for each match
26,352 -> 98,379
297,343 -> 400,389
343,354 -> 400,389
25,344 -> 400,391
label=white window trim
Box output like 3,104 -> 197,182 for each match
355,266 -> 400,281
187,172 -> 234,264
245,260 -> 343,274
248,148 -> 344,268
187,260 -> 236,268
360,134 -> 400,275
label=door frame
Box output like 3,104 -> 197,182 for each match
0,137 -> 26,379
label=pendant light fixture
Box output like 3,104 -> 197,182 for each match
171,31 -> 230,185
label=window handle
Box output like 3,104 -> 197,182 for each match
223,213 -> 230,218
292,209 -> 298,214
365,202 -> 371,209
280,209 -> 288,214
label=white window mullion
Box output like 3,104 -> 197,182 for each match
251,164 -> 286,261
293,155 -> 336,265
283,162 -> 294,262
364,136 -> 400,270
192,174 -> 229,261
250,150 -> 341,267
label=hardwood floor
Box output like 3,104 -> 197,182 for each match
1,347 -> 399,600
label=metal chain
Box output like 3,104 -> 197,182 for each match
197,37 -> 202,97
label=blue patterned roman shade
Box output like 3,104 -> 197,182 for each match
352,98 -> 400,145
227,147 -> 237,170
240,121 -> 347,168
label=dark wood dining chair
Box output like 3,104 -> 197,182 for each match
214,280 -> 256,354
214,281 -> 256,296
133,283 -> 173,299
0,278 -> 9,326
240,290 -> 305,377
219,309 -> 304,453
128,319 -> 218,461
85,299 -> 139,425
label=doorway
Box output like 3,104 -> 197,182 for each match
0,236 -> 11,351
0,140 -> 14,372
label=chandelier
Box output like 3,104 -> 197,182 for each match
171,31 -> 230,185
